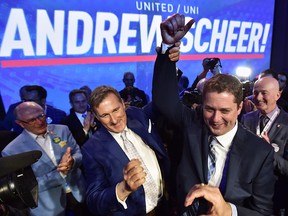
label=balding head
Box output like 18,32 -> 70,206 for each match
15,102 -> 47,135
253,76 -> 281,114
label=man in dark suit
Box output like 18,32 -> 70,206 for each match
241,76 -> 288,215
61,89 -> 96,147
81,86 -> 171,216
119,72 -> 148,108
153,14 -> 275,215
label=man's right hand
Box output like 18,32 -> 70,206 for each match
160,13 -> 194,44
116,159 -> 146,200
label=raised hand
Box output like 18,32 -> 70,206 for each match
57,147 -> 74,175
160,13 -> 195,44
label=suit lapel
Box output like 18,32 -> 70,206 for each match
22,130 -> 56,169
97,127 -> 130,165
268,110 -> 284,140
224,127 -> 244,197
127,118 -> 167,159
71,111 -> 84,130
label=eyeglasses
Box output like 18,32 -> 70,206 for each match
18,113 -> 46,125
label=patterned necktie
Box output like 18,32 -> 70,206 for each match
120,131 -> 159,205
260,115 -> 269,133
208,136 -> 217,181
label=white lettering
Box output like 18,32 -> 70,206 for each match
209,19 -> 228,52
36,10 -> 65,56
139,15 -> 162,53
119,13 -> 139,54
225,20 -> 241,52
236,22 -> 252,52
194,18 -> 211,53
94,12 -> 118,54
247,23 -> 263,52
0,9 -> 34,57
67,11 -> 93,55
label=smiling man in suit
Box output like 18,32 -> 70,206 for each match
1,101 -> 86,216
153,14 -> 275,216
81,86 -> 170,216
241,76 -> 288,215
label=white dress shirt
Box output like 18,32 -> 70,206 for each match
110,127 -> 163,213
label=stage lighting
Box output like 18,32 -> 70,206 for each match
0,150 -> 42,210
236,66 -> 252,80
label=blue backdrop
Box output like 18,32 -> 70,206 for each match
0,0 -> 275,113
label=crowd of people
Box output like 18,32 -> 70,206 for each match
0,13 -> 288,216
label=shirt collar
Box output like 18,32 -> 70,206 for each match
26,129 -> 49,139
259,106 -> 279,119
214,121 -> 238,151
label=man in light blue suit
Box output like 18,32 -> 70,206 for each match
1,101 -> 86,216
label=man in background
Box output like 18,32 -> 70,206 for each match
61,89 -> 97,147
241,76 -> 288,215
119,71 -> 148,108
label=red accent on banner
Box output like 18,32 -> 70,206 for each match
0,54 -> 264,68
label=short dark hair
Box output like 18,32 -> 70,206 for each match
69,89 -> 88,103
259,68 -> 278,80
25,85 -> 47,99
203,74 -> 243,107
90,86 -> 122,111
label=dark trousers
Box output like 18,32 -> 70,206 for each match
66,192 -> 92,216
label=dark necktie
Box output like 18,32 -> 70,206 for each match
260,115 -> 269,133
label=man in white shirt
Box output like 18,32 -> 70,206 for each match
153,13 -> 275,216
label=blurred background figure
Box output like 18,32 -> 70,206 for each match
119,71 -> 148,108
0,85 -> 67,135
0,85 -> 28,134
61,89 -> 97,147
80,85 -> 92,99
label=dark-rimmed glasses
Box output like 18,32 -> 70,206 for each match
17,113 -> 46,125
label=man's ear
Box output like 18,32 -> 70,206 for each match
15,120 -> 24,128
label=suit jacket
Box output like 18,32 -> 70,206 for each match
81,107 -> 169,216
152,51 -> 275,215
1,124 -> 86,216
241,109 -> 288,209
61,109 -> 96,147
46,104 -> 67,124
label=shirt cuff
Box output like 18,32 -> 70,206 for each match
161,42 -> 174,54
229,203 -> 238,216
115,183 -> 128,209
